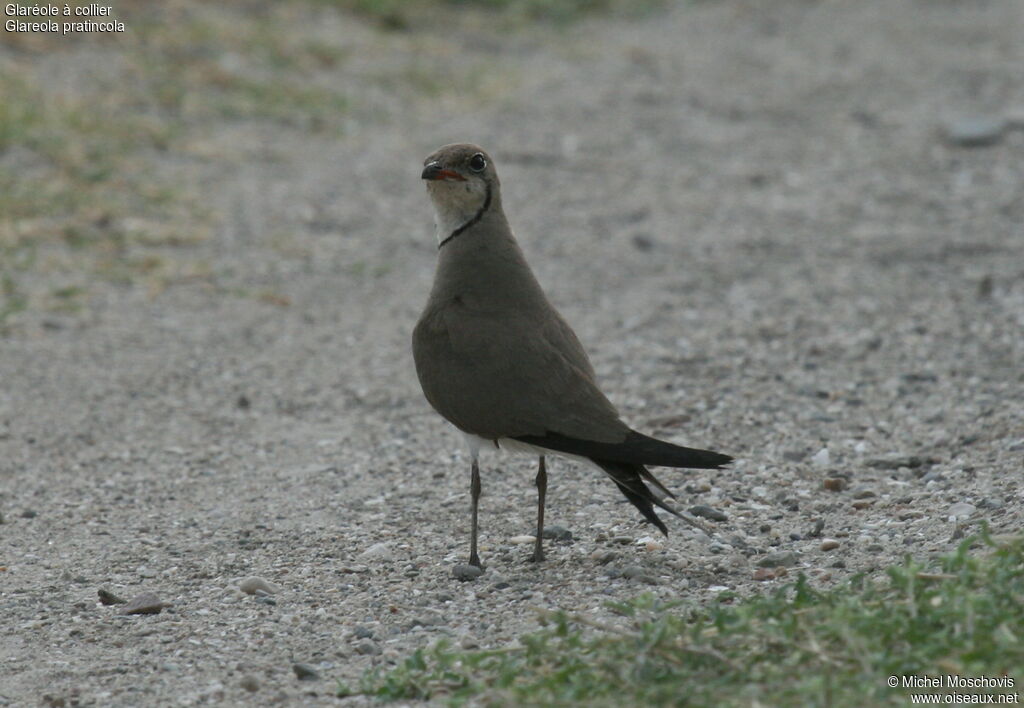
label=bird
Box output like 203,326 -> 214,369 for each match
412,143 -> 732,570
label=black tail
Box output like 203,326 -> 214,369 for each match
591,458 -> 686,536
514,430 -> 732,469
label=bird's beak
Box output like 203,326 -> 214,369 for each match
422,162 -> 466,181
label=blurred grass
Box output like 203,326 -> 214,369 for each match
0,2 -> 358,327
332,0 -> 663,28
0,0 -> 661,329
351,531 -> 1023,706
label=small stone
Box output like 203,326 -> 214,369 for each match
852,500 -> 874,510
354,639 -> 382,656
823,478 -> 846,492
509,535 -> 535,545
239,577 -> 280,596
621,566 -> 658,585
611,535 -> 633,545
591,550 -> 618,565
632,234 -> 655,251
688,505 -> 727,522
977,275 -> 994,300
292,663 -> 320,681
852,488 -> 877,500
357,542 -> 393,561
120,592 -> 170,615
452,564 -> 484,582
944,116 -> 1006,147
757,551 -> 797,568
542,525 -> 573,542
753,568 -> 776,581
811,448 -> 830,467
948,502 -> 976,519
865,456 -> 931,470
808,519 -> 825,538
20,509 -> 37,519
97,588 -> 125,606
239,674 -> 260,692
353,626 -> 373,639
460,634 -> 480,650
820,539 -> 840,551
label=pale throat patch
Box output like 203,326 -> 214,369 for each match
428,179 -> 488,244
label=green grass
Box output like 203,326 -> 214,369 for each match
349,531 -> 1023,706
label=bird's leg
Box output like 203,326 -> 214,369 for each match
531,455 -> 547,563
469,459 -> 482,568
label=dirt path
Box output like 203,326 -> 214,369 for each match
2,0 -> 1022,704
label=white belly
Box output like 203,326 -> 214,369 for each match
462,432 -> 589,465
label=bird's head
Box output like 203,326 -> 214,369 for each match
421,143 -> 498,244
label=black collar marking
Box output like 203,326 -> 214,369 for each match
438,183 -> 492,250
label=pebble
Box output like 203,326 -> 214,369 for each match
865,456 -> 930,470
239,674 -> 260,692
851,488 -> 877,500
948,502 -> 976,519
353,626 -> 374,639
590,550 -> 618,565
509,535 -> 535,545
542,525 -> 573,542
811,448 -> 830,467
632,234 -> 654,251
354,639 -> 382,656
292,663 -> 320,681
239,577 -> 280,596
822,478 -> 846,492
753,568 -> 777,581
688,505 -> 727,522
808,519 -> 825,538
120,592 -> 170,615
97,588 -> 125,606
944,116 -> 1006,147
757,551 -> 797,568
819,539 -> 840,551
357,543 -> 393,561
620,566 -> 659,585
852,500 -> 874,510
452,564 -> 484,582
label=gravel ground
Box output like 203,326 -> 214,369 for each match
2,0 -> 1023,705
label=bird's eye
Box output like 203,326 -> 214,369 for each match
468,153 -> 487,172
